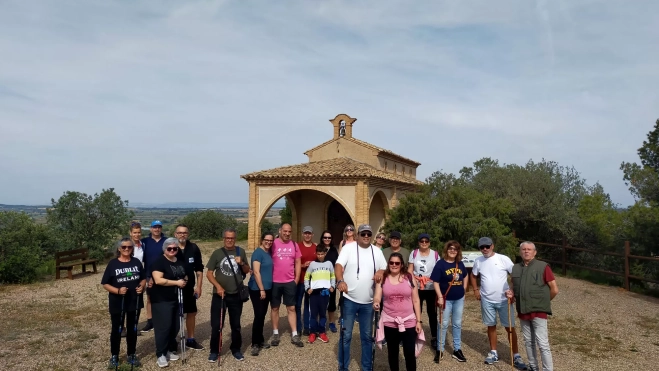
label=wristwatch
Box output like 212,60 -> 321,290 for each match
337,280 -> 344,285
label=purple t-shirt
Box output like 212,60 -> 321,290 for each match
271,239 -> 301,284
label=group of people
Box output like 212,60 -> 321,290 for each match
101,220 -> 559,371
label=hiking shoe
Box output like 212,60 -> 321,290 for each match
167,352 -> 179,361
107,355 -> 120,369
514,355 -> 528,370
270,333 -> 280,346
433,351 -> 444,363
260,342 -> 271,350
452,349 -> 467,362
127,354 -> 141,367
329,323 -> 338,333
186,338 -> 205,350
484,351 -> 499,365
157,355 -> 168,368
208,353 -> 218,363
250,345 -> 261,356
308,333 -> 316,343
233,351 -> 245,361
291,334 -> 304,347
319,333 -> 329,343
140,321 -> 153,333
302,328 -> 310,336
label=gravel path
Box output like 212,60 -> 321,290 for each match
1,245 -> 658,370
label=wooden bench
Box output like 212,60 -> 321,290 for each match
55,248 -> 99,280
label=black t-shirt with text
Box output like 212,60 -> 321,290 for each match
100,257 -> 145,313
149,255 -> 187,303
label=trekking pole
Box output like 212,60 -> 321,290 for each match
118,293 -> 125,371
338,292 -> 344,371
508,297 -> 514,371
218,298 -> 225,367
131,289 -> 141,371
434,303 -> 442,363
178,287 -> 187,365
371,309 -> 379,369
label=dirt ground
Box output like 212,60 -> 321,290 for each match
1,241 -> 658,370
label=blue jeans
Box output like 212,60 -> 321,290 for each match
295,282 -> 310,332
440,297 -> 464,351
339,297 -> 373,371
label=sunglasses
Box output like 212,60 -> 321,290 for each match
120,245 -> 133,250
479,245 -> 492,250
419,239 -> 430,244
166,247 -> 179,252
360,232 -> 372,237
322,236 -> 332,240
130,222 -> 141,228
447,247 -> 458,251
376,236 -> 385,240
345,228 -> 354,232
389,261 -> 401,266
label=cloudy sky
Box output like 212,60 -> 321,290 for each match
1,0 -> 657,206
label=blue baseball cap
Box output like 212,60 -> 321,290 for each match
151,220 -> 163,227
418,233 -> 430,241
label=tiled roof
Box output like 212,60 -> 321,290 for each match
241,157 -> 423,185
303,138 -> 421,166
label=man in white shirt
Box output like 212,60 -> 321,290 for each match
335,224 -> 386,371
470,237 -> 528,370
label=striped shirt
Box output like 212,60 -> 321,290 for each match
304,260 -> 336,290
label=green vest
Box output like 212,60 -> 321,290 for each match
511,259 -> 552,315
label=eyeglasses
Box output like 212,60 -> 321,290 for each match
224,237 -> 236,240
263,239 -> 274,243
389,261 -> 401,266
360,232 -> 372,237
479,245 -> 492,250
166,247 -> 179,252
322,236 -> 332,240
175,232 -> 189,235
345,228 -> 354,232
120,245 -> 133,250
419,239 -> 430,244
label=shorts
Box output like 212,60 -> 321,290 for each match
481,299 -> 515,328
327,288 -> 337,312
183,287 -> 198,314
271,281 -> 296,307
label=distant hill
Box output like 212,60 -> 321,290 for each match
1,201 -> 286,209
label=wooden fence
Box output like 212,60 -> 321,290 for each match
520,238 -> 659,290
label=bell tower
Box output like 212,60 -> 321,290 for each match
330,114 -> 357,140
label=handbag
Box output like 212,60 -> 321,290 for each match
222,247 -> 250,302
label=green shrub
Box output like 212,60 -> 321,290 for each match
0,245 -> 43,283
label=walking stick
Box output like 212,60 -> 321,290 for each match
177,287 -> 187,364
117,294 -> 125,371
508,297 -> 514,371
371,309 -> 380,369
218,297 -> 225,367
131,289 -> 141,371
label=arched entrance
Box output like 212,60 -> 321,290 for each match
327,200 -> 354,247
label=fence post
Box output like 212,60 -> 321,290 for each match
562,236 -> 567,276
624,241 -> 630,290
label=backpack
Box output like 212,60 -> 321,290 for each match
412,248 -> 439,261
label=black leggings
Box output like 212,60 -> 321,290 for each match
418,290 -> 437,339
384,326 -> 417,371
110,310 -> 138,356
250,289 -> 272,346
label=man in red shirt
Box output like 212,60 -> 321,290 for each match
297,226 -> 318,336
506,242 -> 559,371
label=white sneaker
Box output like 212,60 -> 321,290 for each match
167,352 -> 180,361
157,355 -> 168,368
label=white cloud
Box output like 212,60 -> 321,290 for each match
0,0 -> 657,206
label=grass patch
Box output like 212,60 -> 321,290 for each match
550,316 -> 617,357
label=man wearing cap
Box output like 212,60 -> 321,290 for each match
296,226 -> 318,335
140,220 -> 167,333
470,237 -> 528,369
382,231 -> 410,267
506,242 -> 559,371
335,224 -> 387,371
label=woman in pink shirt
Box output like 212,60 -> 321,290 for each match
373,252 -> 423,371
